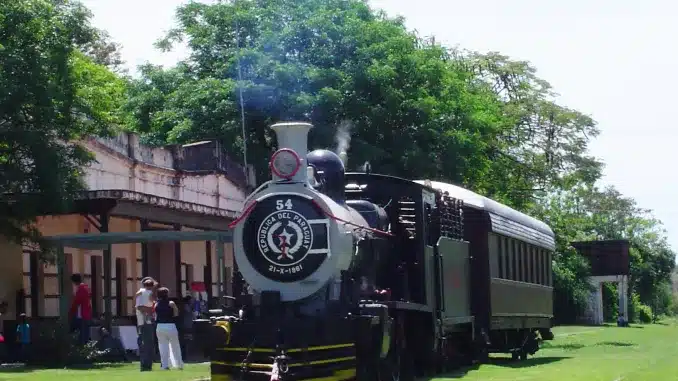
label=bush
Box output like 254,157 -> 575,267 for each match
27,323 -> 109,367
670,293 -> 678,316
637,304 -> 653,323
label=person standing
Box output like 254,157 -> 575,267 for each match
136,277 -> 156,371
154,287 -> 183,370
68,274 -> 92,344
178,294 -> 194,360
15,313 -> 30,363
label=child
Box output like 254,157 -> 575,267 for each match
16,313 -> 30,362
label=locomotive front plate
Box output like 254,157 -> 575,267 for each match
243,194 -> 330,283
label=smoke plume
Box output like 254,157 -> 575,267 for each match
334,120 -> 352,156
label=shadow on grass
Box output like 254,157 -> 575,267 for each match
541,340 -> 635,352
594,341 -> 635,347
542,342 -> 585,350
420,356 -> 568,379
488,356 -> 568,369
0,362 -> 129,374
419,363 -> 481,380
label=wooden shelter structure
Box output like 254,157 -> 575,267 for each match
47,229 -> 232,328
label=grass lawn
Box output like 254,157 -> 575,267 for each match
1,321 -> 677,381
0,363 -> 210,381
433,319 -> 678,381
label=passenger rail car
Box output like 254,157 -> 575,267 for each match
198,122 -> 555,381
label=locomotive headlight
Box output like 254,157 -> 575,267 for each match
270,148 -> 301,180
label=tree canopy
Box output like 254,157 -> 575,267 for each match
2,0 -> 675,322
0,0 -> 128,247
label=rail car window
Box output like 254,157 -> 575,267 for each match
525,245 -> 531,283
489,234 -> 499,277
534,247 -> 544,284
524,243 -> 530,282
544,249 -> 549,285
497,235 -> 504,278
524,245 -> 530,283
504,237 -> 512,280
520,242 -> 526,282
512,242 -> 516,281
513,240 -> 523,281
530,246 -> 536,283
542,250 -> 548,286
516,242 -> 521,281
547,251 -> 553,286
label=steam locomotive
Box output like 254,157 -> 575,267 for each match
203,122 -> 556,381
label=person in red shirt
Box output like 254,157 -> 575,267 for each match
68,274 -> 92,344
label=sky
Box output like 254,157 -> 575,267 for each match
80,0 -> 678,250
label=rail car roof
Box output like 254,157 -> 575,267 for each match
415,180 -> 555,249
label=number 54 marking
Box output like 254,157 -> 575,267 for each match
276,199 -> 293,210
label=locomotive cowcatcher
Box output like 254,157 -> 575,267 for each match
196,122 -> 556,381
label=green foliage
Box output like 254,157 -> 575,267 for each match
2,0 -> 674,326
125,0 -> 509,186
637,303 -> 653,324
0,0 -> 127,248
118,0 -> 677,324
602,283 -> 619,322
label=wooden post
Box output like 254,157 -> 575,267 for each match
57,245 -> 68,322
216,236 -> 224,299
174,224 -> 182,297
101,213 -> 112,329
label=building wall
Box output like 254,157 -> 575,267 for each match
84,136 -> 246,212
0,238 -> 23,321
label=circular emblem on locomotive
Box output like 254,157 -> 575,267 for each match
242,195 -> 330,283
257,209 -> 314,267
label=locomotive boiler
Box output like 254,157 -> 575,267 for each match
202,121 -> 556,381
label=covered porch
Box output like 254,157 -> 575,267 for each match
47,229 -> 233,329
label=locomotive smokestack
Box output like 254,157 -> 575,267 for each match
270,121 -> 313,183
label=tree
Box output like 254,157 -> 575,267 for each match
532,184 -> 676,322
125,0 -> 507,186
462,52 -> 603,209
0,0 -> 128,248
122,0 -> 674,323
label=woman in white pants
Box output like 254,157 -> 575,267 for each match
154,287 -> 184,370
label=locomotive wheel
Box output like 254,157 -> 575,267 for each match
519,351 -> 528,361
511,351 -> 519,361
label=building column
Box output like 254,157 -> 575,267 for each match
174,224 -> 182,297
29,251 -> 41,317
140,219 -> 149,277
101,212 -> 112,329
595,282 -> 604,325
216,237 -> 224,299
618,275 -> 629,320
205,241 -> 212,302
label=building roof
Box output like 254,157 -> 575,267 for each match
415,180 -> 554,238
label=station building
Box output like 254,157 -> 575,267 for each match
0,132 -> 253,324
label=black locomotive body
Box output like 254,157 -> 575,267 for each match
201,122 -> 555,381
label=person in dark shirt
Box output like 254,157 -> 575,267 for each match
154,287 -> 183,370
16,313 -> 30,362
